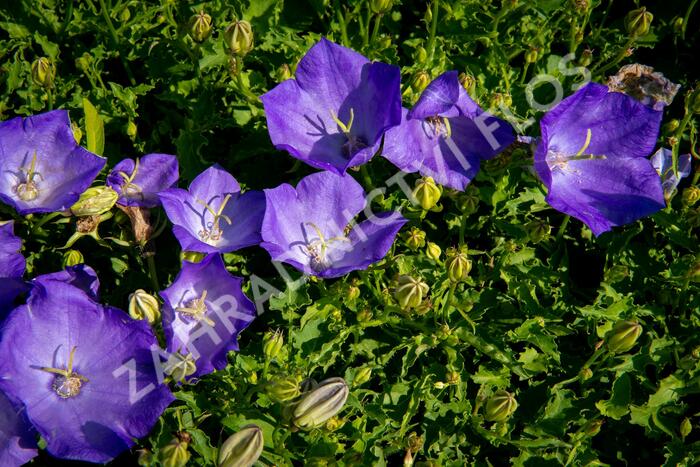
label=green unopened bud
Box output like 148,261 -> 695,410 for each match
583,419 -> 603,437
663,119 -> 680,134
415,46 -> 428,64
458,72 -> 475,94
490,92 -> 512,109
605,320 -> 643,354
579,367 -> 593,380
484,390 -> 518,422
276,63 -> 292,81
524,47 -> 539,64
413,176 -> 442,210
604,264 -> 629,283
446,371 -> 461,385
395,275 -> 429,309
224,20 -> 254,56
189,11 -> 212,43
411,71 -> 430,93
689,90 -> 700,115
446,249 -> 472,282
689,260 -> 700,283
159,433 -> 191,467
404,227 -> 426,251
672,17 -> 684,35
625,7 -> 653,38
347,284 -> 360,301
370,0 -> 393,14
579,48 -> 593,67
137,449 -> 154,466
292,377 -> 349,430
458,185 -> 480,214
680,417 -> 692,439
357,309 -> 373,323
164,352 -> 197,383
71,121 -> 83,144
525,219 -> 551,243
129,289 -> 160,324
218,425 -> 263,467
70,186 -> 118,217
267,375 -> 301,403
570,0 -> 590,12
263,329 -> 284,361
62,249 -> 84,268
354,366 -> 372,386
181,251 -> 206,263
426,242 -> 442,262
126,120 -> 138,139
31,57 -> 55,89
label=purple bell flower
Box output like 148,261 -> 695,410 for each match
0,391 -> 37,467
159,165 -> 265,253
0,110 -> 106,215
0,280 -> 174,463
261,171 -> 407,278
650,147 -> 692,201
533,82 -> 666,236
160,254 -> 257,379
0,222 -> 24,279
382,71 -> 515,190
106,153 -> 179,208
261,38 -> 402,174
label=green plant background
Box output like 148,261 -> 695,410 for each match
1,0 -> 699,465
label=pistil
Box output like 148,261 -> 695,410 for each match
197,195 -> 233,242
40,346 -> 88,399
176,290 -> 215,326
15,152 -> 44,202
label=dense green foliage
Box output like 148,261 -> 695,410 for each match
1,0 -> 699,465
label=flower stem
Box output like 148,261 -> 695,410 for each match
370,14 -> 382,44
682,0 -> 699,40
427,0 -> 440,64
555,215 -> 570,242
593,38 -> 635,76
672,108 -> 694,177
146,254 -> 159,291
96,0 -> 136,85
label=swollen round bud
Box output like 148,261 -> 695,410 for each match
680,417 -> 692,439
484,390 -> 518,422
404,227 -> 426,251
71,121 -> 83,144
525,219 -> 551,243
663,119 -> 680,134
164,353 -> 197,383
62,250 -> 84,268
690,90 -> 700,115
413,176 -> 442,210
224,20 -> 254,56
415,46 -> 428,64
411,71 -> 430,93
370,0 -> 393,14
625,7 -> 653,38
395,275 -> 429,309
684,186 -> 700,207
159,433 -> 191,467
70,186 -> 118,217
218,425 -> 263,467
579,48 -> 593,67
276,63 -> 292,81
605,320 -> 643,354
446,249 -> 472,282
263,330 -> 284,361
583,419 -> 603,437
189,11 -> 212,42
426,242 -> 442,262
129,289 -> 161,324
347,283 -> 360,301
31,57 -> 55,89
458,72 -> 475,94
604,264 -> 629,284
291,377 -> 349,430
570,0 -> 590,12
267,375 -> 301,403
524,47 -> 539,64
353,367 -> 372,387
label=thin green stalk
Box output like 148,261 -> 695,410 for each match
146,254 -> 159,291
556,215 -> 570,242
593,38 -> 635,76
682,0 -> 699,40
47,89 -> 54,111
32,211 -> 62,233
338,8 -> 350,47
672,109 -> 694,176
442,283 -> 456,320
519,62 -> 530,86
370,13 -> 382,44
359,165 -> 373,190
427,0 -> 440,64
97,0 -> 136,85
363,5 -> 372,47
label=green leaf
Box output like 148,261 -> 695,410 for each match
596,372 -> 632,420
82,98 -> 104,156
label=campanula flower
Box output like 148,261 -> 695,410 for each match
0,280 -> 174,463
261,38 -> 402,174
650,147 -> 692,201
0,110 -> 106,215
159,165 -> 265,253
106,153 -> 179,208
0,391 -> 37,466
160,254 -> 256,379
382,71 -> 515,191
0,221 -> 24,279
261,171 -> 407,278
533,82 -> 665,236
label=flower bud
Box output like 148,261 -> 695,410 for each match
525,219 -> 551,243
395,275 -> 429,309
446,371 -> 460,385
446,249 -> 472,282
31,57 -> 55,89
411,71 -> 430,93
347,283 -> 360,301
370,0 -> 393,14
625,7 -> 653,38
292,377 -> 349,430
415,46 -> 428,64
164,352 -> 197,383
683,186 -> 700,206
680,417 -> 692,439
404,227 -> 426,250
570,0 -> 590,12
218,425 -> 263,467
583,419 -> 603,437
188,11 -> 212,43
672,16 -> 684,35
70,186 -> 118,217
127,120 -> 138,139
579,48 -> 593,67
263,330 -> 284,361
412,176 -> 442,210
224,20 -> 254,56
71,121 -> 83,144
426,242 -> 442,262
604,264 -> 629,284
159,433 -> 191,467
267,375 -> 301,403
354,367 -> 372,387
137,449 -> 154,466
181,251 -> 206,263
484,390 -> 518,422
458,185 -> 480,214
524,47 -> 539,64
357,309 -> 373,323
663,119 -> 680,134
605,320 -> 643,354
62,250 -> 84,268
276,63 -> 292,81
129,289 -> 160,324
458,72 -> 475,94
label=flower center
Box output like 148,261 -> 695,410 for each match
425,116 -> 452,138
118,158 -> 144,199
176,290 -> 215,326
15,152 -> 44,202
40,346 -> 88,399
197,195 -> 233,243
547,128 -> 607,172
330,108 -> 368,157
303,222 -> 350,272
